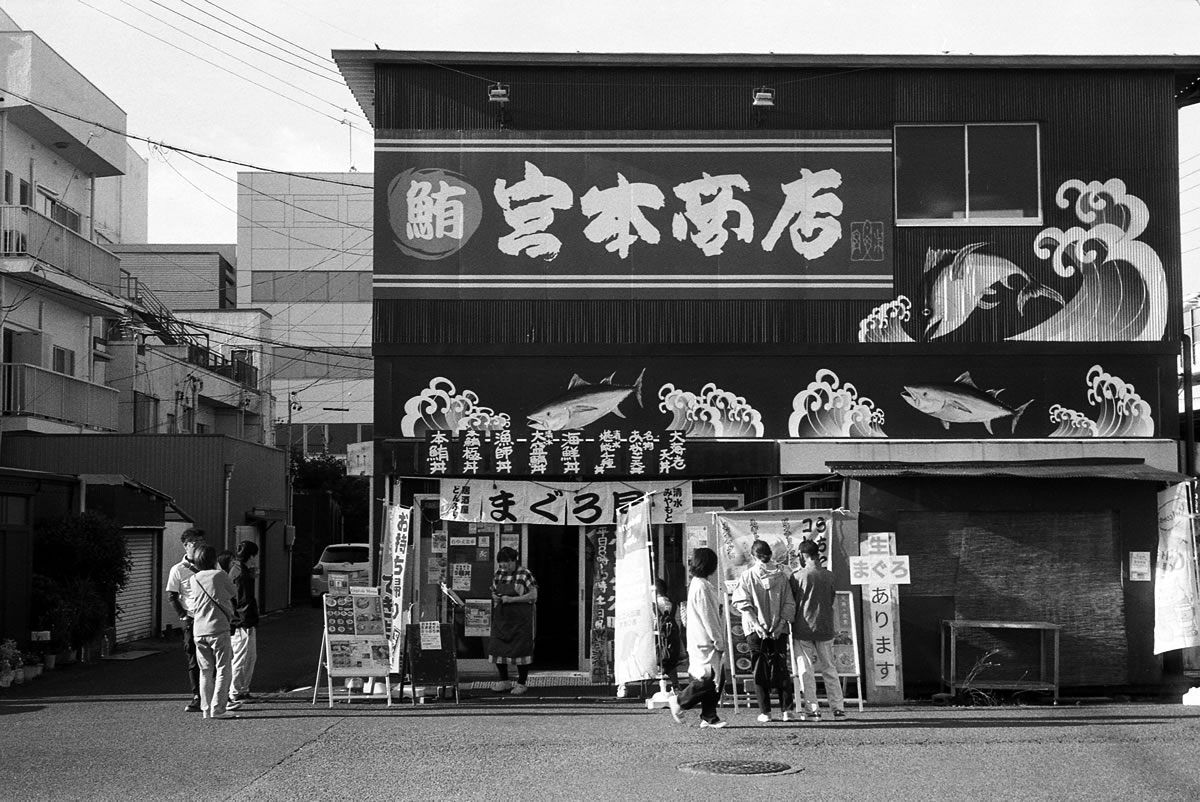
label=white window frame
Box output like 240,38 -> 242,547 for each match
894,122 -> 1043,227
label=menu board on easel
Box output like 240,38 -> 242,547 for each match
323,587 -> 390,677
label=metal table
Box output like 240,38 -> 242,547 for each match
941,619 -> 1061,701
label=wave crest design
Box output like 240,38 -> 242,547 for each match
658,382 -> 764,437
1010,179 -> 1164,342
858,296 -> 916,343
1047,365 -> 1154,438
789,369 -> 887,438
399,377 -> 511,436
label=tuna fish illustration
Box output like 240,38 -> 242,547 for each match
924,242 -> 1065,339
527,369 -> 646,431
901,372 -> 1032,434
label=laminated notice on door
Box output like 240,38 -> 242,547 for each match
419,621 -> 442,650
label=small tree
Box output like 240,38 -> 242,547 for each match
32,512 -> 130,648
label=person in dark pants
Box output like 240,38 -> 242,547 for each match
732,539 -> 796,722
229,540 -> 260,703
165,528 -> 206,712
488,547 -> 538,695
668,548 -> 728,728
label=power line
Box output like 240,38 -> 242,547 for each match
0,86 -> 368,188
77,0 -> 367,130
134,0 -> 348,87
192,0 -> 345,77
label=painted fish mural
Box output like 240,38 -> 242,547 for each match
901,372 -> 1032,434
527,369 -> 646,431
923,242 -> 1065,339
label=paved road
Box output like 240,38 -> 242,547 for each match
3,607 -> 1200,801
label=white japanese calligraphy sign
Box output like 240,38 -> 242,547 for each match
439,479 -> 691,526
613,497 -> 657,686
849,555 -> 911,585
862,532 -> 901,689
376,131 -> 894,301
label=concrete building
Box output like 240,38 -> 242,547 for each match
236,171 -> 373,457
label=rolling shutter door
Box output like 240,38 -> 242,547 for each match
115,531 -> 156,643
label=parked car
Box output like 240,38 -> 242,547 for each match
310,543 -> 371,602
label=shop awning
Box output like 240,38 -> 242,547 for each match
826,458 -> 1190,483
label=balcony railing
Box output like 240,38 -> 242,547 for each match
2,362 -> 118,431
0,204 -> 121,292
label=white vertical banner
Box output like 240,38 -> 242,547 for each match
1154,484 -> 1200,654
862,532 -> 900,688
613,497 -> 657,686
386,505 -> 413,673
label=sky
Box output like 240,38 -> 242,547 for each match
3,0 -> 1200,256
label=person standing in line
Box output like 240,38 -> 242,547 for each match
228,540 -> 260,703
668,547 -> 727,728
165,529 -> 206,713
488,547 -> 538,696
732,539 -> 796,723
190,544 -> 240,719
654,579 -> 683,691
791,539 -> 846,721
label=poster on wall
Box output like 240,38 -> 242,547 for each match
464,599 -> 491,637
375,131 -> 893,301
1154,484 -> 1200,654
613,498 -> 657,686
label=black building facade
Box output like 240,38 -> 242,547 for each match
337,52 -> 1200,693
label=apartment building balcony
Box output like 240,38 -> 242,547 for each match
0,204 -> 121,293
2,362 -> 118,432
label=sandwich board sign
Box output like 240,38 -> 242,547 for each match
313,587 -> 392,707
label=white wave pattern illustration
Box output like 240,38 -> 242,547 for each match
658,382 -> 764,437
858,296 -> 916,343
1009,179 -> 1164,342
1047,365 -> 1153,438
789,369 -> 887,438
399,377 -> 511,436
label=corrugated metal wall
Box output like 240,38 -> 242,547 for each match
374,64 -> 1182,347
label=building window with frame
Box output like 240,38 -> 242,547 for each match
894,123 -> 1042,226
18,180 -> 30,207
51,346 -> 75,377
3,171 -> 12,204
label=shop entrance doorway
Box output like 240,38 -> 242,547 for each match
527,525 -> 580,669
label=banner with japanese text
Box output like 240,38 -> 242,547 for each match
589,526 -> 617,684
439,479 -> 691,526
714,508 -> 834,588
383,505 -> 412,673
613,498 -> 657,685
375,131 -> 893,300
1154,484 -> 1200,654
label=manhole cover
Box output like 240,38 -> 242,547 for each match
678,760 -> 794,776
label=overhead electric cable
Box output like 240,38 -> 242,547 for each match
78,0 -> 366,129
136,0 -> 348,86
0,86 -> 368,188
190,0 -> 346,76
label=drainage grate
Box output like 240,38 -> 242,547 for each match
678,760 -> 794,776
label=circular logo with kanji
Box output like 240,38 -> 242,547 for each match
388,167 -> 483,260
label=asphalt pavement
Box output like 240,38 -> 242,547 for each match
5,608 -> 1200,801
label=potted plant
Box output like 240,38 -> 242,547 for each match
24,651 -> 42,679
0,640 -> 18,687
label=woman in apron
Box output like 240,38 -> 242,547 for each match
488,547 -> 538,695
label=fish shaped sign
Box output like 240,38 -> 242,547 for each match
901,372 -> 1032,434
